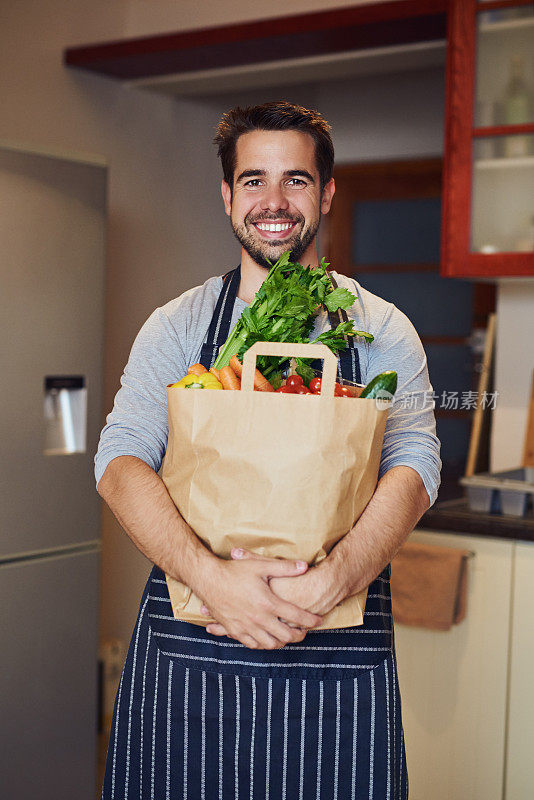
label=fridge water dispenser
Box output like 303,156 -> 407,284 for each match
43,376 -> 87,455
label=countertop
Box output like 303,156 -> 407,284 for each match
417,497 -> 534,543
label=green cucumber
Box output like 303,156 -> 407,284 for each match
360,371 -> 397,399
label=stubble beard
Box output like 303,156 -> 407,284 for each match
230,211 -> 320,270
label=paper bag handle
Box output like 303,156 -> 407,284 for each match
241,341 -> 338,395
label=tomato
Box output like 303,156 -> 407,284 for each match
286,374 -> 304,390
334,383 -> 344,397
309,377 -> 322,394
276,385 -> 295,393
339,385 -> 354,398
295,385 -> 312,395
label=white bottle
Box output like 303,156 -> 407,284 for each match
503,56 -> 532,158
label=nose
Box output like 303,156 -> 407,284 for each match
260,183 -> 290,213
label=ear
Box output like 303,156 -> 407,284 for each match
320,178 -> 335,215
221,179 -> 232,216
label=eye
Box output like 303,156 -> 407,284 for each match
287,178 -> 306,186
244,179 -> 263,187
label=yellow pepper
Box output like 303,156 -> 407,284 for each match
171,373 -> 222,390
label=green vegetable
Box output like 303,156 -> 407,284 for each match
360,371 -> 398,400
213,252 -> 373,383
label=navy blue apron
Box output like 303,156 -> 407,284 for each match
101,269 -> 408,800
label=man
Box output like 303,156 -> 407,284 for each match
96,101 -> 440,799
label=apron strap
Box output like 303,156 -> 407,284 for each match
328,273 -> 362,383
198,267 -> 241,370
204,266 -> 241,348
321,273 -> 362,385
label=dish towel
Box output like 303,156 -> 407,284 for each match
390,541 -> 470,631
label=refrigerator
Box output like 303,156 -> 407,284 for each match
0,146 -> 106,798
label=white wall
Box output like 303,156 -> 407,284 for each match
317,67 -> 444,162
492,281 -> 534,471
122,0 -> 394,39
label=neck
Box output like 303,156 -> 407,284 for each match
238,241 -> 320,304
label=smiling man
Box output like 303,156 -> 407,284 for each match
96,102 -> 440,799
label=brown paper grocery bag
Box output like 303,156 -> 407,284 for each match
161,342 -> 389,630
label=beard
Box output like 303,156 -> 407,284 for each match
230,210 -> 320,269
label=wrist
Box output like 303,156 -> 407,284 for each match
176,541 -> 221,597
322,547 -> 355,601
314,557 -> 350,609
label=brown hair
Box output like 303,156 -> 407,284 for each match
214,101 -> 334,194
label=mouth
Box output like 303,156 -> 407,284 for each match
251,220 -> 298,240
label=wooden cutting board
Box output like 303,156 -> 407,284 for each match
523,370 -> 534,467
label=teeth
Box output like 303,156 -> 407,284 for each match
256,222 -> 293,232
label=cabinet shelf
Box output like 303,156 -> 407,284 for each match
479,16 -> 534,34
475,156 -> 534,170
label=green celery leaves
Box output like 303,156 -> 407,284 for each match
212,252 -> 373,382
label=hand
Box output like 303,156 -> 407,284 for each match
234,549 -> 342,617
199,548 -> 323,650
269,561 -> 342,619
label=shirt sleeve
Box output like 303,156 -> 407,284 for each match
94,307 -> 187,488
367,303 -> 442,506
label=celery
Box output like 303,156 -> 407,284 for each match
212,252 -> 373,381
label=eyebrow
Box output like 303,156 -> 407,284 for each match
235,168 -> 315,184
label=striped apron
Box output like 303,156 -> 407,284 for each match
101,268 -> 408,800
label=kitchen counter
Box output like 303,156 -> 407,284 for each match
417,497 -> 534,543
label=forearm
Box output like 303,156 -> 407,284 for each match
324,465 -> 430,597
97,455 -> 216,592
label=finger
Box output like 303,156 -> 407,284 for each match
231,549 -> 309,579
240,634 -> 261,649
206,623 -> 227,636
254,631 -> 285,650
280,618 -> 304,630
231,547 -> 260,560
267,618 -> 307,645
261,558 -> 309,579
200,604 -> 210,616
206,624 -> 260,650
271,597 -> 323,629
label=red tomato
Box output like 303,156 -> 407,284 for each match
334,383 -> 344,397
276,385 -> 294,393
295,385 -> 312,395
339,385 -> 353,398
286,374 -> 303,390
309,377 -> 322,394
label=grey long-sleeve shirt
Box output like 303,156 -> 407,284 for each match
95,271 -> 441,504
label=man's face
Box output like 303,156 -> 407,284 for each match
221,130 -> 334,269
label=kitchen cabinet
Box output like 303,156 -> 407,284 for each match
505,541 -> 534,798
395,530 -> 534,799
395,530 -> 512,800
442,0 -> 534,277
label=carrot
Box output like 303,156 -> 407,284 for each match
210,367 -> 221,380
229,356 -> 243,377
229,355 -> 274,393
219,365 -> 241,390
253,369 -> 274,393
187,363 -> 207,376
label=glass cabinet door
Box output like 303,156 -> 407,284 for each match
472,5 -> 534,255
475,5 -> 534,131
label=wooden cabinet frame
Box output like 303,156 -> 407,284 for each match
323,158 -> 443,274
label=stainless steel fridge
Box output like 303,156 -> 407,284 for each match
0,146 -> 106,798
